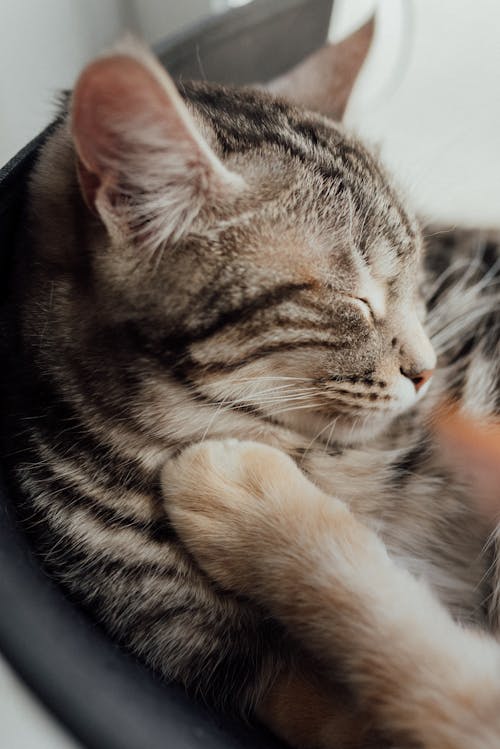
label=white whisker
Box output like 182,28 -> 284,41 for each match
265,402 -> 320,418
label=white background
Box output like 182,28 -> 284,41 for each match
335,0 -> 500,226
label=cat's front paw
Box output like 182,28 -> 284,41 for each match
162,439 -> 323,592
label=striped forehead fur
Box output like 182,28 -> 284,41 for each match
181,80 -> 418,256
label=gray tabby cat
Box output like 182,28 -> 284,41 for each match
3,20 -> 500,749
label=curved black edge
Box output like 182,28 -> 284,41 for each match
0,123 -> 56,186
0,123 -> 60,299
0,1 -> 334,747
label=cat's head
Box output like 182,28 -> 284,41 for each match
67,23 -> 435,444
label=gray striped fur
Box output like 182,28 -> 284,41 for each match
3,55 -> 500,720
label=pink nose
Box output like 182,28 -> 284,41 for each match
401,367 -> 434,392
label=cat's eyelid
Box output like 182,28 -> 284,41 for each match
358,297 -> 374,317
347,295 -> 376,323
358,297 -> 376,321
356,270 -> 386,321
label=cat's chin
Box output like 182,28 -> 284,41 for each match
275,409 -> 398,447
324,413 -> 397,446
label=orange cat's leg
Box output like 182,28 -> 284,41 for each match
257,665 -> 383,749
164,439 -> 500,749
433,407 -> 500,522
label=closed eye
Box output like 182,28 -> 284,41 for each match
349,296 -> 375,323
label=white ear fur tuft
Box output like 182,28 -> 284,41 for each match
71,37 -> 244,250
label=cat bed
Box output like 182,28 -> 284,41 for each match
0,2 -> 333,748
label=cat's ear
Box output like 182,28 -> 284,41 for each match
71,40 -> 244,247
264,18 -> 374,121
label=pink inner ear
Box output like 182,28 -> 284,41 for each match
71,48 -> 241,217
70,46 -> 244,243
72,54 -> 185,177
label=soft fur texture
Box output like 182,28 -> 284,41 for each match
165,436 -> 500,749
2,25 -> 500,749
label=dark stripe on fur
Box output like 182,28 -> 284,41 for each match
390,439 -> 431,489
23,457 -> 173,542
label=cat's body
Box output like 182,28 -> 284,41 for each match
2,28 -> 500,748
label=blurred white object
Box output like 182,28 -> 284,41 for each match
0,655 -> 81,749
212,0 -> 254,9
334,0 -> 500,225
